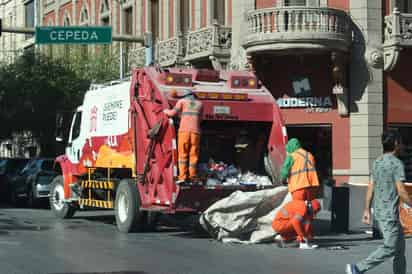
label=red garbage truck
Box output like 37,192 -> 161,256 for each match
50,66 -> 287,232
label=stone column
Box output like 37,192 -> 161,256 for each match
207,0 -> 214,26
91,0 -> 95,25
349,0 -> 384,185
229,0 -> 254,70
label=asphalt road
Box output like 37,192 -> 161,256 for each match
0,204 -> 411,274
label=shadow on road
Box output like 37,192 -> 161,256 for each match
50,272 -> 149,274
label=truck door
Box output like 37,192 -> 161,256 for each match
66,108 -> 85,164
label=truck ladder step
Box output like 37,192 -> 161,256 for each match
80,180 -> 115,190
79,199 -> 114,209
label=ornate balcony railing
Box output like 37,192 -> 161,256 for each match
185,23 -> 232,62
156,36 -> 184,67
243,7 -> 352,53
384,8 -> 412,46
128,46 -> 146,69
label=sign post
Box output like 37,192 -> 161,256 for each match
35,26 -> 112,44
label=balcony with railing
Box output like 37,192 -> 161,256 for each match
383,8 -> 412,71
384,8 -> 412,47
156,36 -> 184,67
128,46 -> 146,69
184,22 -> 232,65
243,7 -> 352,54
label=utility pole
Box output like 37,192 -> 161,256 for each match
119,0 -> 123,80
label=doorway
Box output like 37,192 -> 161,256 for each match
286,125 -> 332,182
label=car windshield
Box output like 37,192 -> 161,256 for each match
0,159 -> 29,175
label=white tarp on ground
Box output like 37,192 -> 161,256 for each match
200,186 -> 291,244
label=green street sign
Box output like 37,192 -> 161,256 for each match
35,26 -> 112,44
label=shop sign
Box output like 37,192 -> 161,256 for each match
277,96 -> 332,113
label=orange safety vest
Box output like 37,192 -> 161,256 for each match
288,148 -> 320,193
176,98 -> 202,134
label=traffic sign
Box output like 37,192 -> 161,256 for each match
35,26 -> 112,44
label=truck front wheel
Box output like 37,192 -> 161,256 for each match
115,179 -> 144,233
50,176 -> 76,219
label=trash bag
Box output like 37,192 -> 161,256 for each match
200,186 -> 291,244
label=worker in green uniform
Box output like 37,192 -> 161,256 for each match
346,131 -> 412,274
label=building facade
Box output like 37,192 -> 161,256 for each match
2,0 -> 411,190
0,0 -> 37,63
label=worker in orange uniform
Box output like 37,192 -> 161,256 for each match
164,89 -> 203,184
280,138 -> 320,201
272,199 -> 321,249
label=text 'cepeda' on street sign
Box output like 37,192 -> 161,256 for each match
35,26 -> 112,44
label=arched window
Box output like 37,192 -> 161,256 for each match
100,0 -> 110,13
63,15 -> 70,26
80,6 -> 89,25
100,0 -> 110,25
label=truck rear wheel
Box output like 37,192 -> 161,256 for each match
115,179 -> 144,233
50,176 -> 76,219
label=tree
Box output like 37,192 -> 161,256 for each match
0,51 -> 90,156
63,45 -> 121,83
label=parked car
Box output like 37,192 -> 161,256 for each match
11,158 -> 58,207
0,158 -> 30,203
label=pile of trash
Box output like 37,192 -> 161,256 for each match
198,160 -> 272,186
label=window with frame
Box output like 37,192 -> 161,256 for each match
63,16 -> 70,26
71,111 -> 82,140
124,7 -> 133,35
284,0 -> 306,6
396,0 -> 412,12
25,0 -> 35,39
180,0 -> 190,33
212,0 -> 225,25
80,6 -> 89,25
100,0 -> 110,13
151,0 -> 160,41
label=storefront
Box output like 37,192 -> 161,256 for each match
254,53 -> 351,186
386,48 -> 412,181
